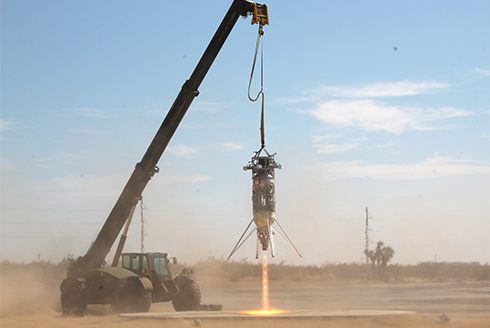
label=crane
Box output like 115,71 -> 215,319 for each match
60,0 -> 269,315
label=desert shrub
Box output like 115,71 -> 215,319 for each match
320,262 -> 371,281
2,257 -> 489,285
392,262 -> 489,282
477,264 -> 490,280
193,256 -> 261,282
1,258 -> 69,286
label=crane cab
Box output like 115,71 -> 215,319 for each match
121,252 -> 176,280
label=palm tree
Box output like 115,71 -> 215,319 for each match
375,241 -> 384,267
364,249 -> 377,279
379,245 -> 395,279
365,241 -> 395,280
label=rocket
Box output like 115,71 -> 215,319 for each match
230,24 -> 301,259
228,146 -> 302,259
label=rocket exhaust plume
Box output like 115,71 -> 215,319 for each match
239,254 -> 288,315
262,253 -> 268,311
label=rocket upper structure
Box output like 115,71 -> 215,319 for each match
228,146 -> 302,259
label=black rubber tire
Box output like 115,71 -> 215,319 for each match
127,289 -> 152,313
112,279 -> 152,313
172,279 -> 201,311
60,277 -> 87,314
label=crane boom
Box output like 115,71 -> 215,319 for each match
69,0 -> 269,274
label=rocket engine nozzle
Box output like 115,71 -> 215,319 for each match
257,227 -> 270,251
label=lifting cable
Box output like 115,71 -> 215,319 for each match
248,25 -> 266,148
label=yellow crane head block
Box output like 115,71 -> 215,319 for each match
251,3 -> 269,26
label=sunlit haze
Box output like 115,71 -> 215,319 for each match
1,0 -> 489,266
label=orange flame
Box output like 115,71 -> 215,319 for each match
238,254 -> 289,315
240,309 -> 289,315
262,253 -> 268,310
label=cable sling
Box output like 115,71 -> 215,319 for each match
248,25 -> 266,148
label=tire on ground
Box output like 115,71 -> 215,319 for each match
112,277 -> 152,313
172,279 -> 201,311
60,277 -> 87,314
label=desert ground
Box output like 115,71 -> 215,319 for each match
1,264 -> 490,328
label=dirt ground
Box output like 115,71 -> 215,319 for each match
2,312 -> 490,328
1,268 -> 490,328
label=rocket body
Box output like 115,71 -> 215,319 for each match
228,147 -> 301,259
244,152 -> 281,251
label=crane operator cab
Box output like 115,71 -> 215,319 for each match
120,252 -> 199,308
121,252 -> 175,279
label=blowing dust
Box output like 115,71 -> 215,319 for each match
2,262 -> 490,328
0,263 -> 62,316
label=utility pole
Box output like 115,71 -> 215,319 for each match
365,207 -> 372,264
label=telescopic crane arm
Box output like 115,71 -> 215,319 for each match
70,0 -> 269,275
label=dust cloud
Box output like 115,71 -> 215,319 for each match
2,261 -> 490,328
0,263 -> 62,316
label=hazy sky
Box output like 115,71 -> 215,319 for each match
2,0 -> 489,266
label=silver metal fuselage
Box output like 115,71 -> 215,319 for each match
244,153 -> 282,251
228,147 -> 301,259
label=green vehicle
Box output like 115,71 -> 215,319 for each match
119,252 -> 200,311
60,252 -> 201,314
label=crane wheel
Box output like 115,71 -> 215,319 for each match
172,279 -> 201,311
112,278 -> 152,313
60,277 -> 87,315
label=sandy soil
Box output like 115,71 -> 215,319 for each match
198,280 -> 490,317
2,312 -> 490,328
1,268 -> 489,328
